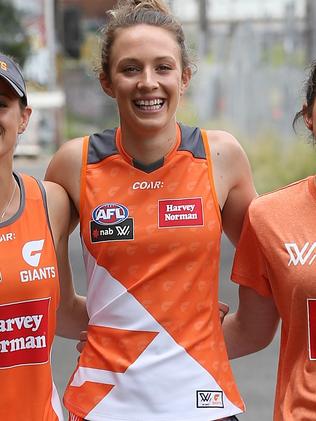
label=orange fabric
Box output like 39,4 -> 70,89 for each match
79,325 -> 158,371
0,173 -> 60,420
67,382 -> 114,419
79,136 -> 89,219
232,176 -> 316,421
201,128 -> 222,226
65,125 -> 244,419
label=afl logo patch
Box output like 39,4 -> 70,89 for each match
92,203 -> 129,226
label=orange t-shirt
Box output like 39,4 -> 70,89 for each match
64,124 -> 244,420
232,176 -> 316,421
0,173 -> 62,420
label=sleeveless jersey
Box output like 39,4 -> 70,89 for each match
0,173 -> 63,420
232,176 -> 316,421
64,124 -> 244,420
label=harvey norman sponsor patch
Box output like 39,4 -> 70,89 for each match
0,298 -> 49,368
158,197 -> 204,228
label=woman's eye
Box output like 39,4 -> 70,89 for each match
123,66 -> 139,74
157,65 -> 172,72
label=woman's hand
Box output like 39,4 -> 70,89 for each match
76,330 -> 88,353
219,301 -> 229,323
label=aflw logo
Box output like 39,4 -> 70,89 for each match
285,242 -> 316,266
196,390 -> 223,408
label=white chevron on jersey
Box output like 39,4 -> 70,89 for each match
69,241 -> 242,420
51,380 -> 64,420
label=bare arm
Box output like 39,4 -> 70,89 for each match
208,130 -> 257,245
44,181 -> 88,339
45,137 -> 83,224
223,285 -> 280,359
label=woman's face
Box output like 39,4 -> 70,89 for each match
100,24 -> 191,136
0,79 -> 30,158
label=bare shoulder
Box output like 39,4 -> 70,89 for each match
42,181 -> 71,243
43,180 -> 70,203
46,137 -> 84,176
205,129 -> 251,189
206,129 -> 247,162
45,137 -> 84,208
204,129 -> 256,244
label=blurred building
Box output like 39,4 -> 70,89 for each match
11,0 -> 316,147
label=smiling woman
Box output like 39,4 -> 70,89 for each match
45,1 -> 258,421
0,52 -> 88,420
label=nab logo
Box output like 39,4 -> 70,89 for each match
196,390 -> 224,408
285,242 -> 316,266
22,240 -> 44,267
90,218 -> 134,243
92,203 -> 129,226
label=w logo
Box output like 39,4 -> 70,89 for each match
115,225 -> 130,236
285,242 -> 316,266
196,390 -> 223,408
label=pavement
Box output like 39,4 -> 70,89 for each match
14,154 -> 279,420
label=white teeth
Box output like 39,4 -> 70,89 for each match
135,99 -> 164,106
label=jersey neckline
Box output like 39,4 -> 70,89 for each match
0,172 -> 25,228
115,124 -> 181,173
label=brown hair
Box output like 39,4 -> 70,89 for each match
99,0 -> 194,78
293,61 -> 316,141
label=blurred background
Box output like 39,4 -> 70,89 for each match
4,0 -> 316,192
4,0 -> 316,419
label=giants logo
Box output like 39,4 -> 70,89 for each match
196,390 -> 224,408
285,242 -> 316,266
20,240 -> 56,282
22,240 -> 44,267
0,298 -> 49,368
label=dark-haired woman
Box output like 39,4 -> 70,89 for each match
223,61 -> 316,421
0,52 -> 88,420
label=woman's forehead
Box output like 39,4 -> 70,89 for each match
111,25 -> 180,60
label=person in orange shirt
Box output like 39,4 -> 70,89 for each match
45,1 -> 257,420
0,52 -> 88,420
222,62 -> 316,421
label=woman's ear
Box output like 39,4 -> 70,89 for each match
180,67 -> 192,96
303,103 -> 313,131
99,72 -> 115,98
18,106 -> 32,134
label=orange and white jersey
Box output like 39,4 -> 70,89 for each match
232,176 -> 316,421
0,173 -> 63,421
64,124 -> 244,420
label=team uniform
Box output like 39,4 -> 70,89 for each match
64,123 -> 244,421
232,176 -> 316,421
0,173 -> 63,420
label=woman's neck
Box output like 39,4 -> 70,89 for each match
0,166 -> 18,222
120,122 -> 178,165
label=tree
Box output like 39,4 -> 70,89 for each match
0,0 -> 30,66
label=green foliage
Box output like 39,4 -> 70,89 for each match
262,42 -> 285,67
242,131 -> 316,194
0,0 -> 30,65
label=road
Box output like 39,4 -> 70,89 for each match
15,155 -> 279,420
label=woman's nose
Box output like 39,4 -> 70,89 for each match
136,69 -> 159,90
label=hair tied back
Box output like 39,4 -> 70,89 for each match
121,0 -> 171,14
